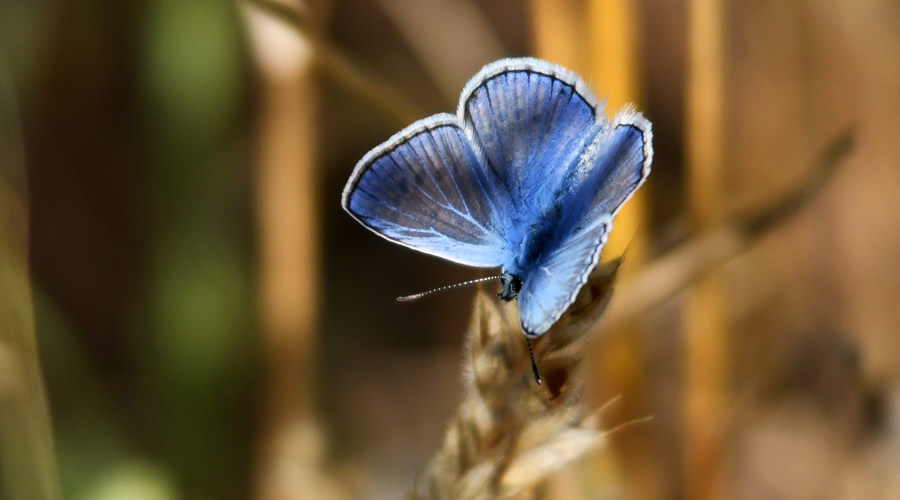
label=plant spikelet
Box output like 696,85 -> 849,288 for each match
409,260 -> 621,500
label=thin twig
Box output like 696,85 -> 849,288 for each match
598,127 -> 855,332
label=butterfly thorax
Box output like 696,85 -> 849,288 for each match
501,203 -> 567,292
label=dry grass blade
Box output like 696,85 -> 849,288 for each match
598,128 -> 855,331
410,261 -> 621,500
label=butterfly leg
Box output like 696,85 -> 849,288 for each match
526,337 -> 542,385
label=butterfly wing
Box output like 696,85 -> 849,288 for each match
551,110 -> 653,239
517,111 -> 653,336
342,114 -> 514,267
517,216 -> 612,336
458,58 -> 605,224
343,57 -> 651,334
567,110 -> 653,223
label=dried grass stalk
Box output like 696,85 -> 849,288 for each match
597,127 -> 854,332
410,261 -> 621,500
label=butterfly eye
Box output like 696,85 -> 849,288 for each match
511,277 -> 522,294
499,273 -> 523,302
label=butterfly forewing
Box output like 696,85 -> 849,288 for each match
553,113 -> 653,241
459,60 -> 604,223
343,114 -> 512,267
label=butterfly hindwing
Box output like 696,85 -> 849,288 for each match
517,217 -> 612,336
342,114 -> 513,267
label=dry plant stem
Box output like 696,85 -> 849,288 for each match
684,0 -> 729,491
598,128 -> 854,333
241,4 -> 341,500
243,0 -> 423,125
411,261 -> 621,500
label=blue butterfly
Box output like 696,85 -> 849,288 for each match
342,58 -> 652,337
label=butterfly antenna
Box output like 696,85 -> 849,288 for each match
526,338 -> 542,385
396,275 -> 501,302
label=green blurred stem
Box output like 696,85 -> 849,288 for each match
0,65 -> 64,500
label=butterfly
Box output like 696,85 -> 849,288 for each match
342,58 -> 652,338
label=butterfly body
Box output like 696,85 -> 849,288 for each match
498,273 -> 522,301
343,58 -> 652,337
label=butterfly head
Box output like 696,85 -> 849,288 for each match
499,273 -> 523,302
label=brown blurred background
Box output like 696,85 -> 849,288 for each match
1,0 -> 899,499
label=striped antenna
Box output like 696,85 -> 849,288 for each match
396,275 -> 501,302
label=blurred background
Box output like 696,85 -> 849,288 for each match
1,0 -> 899,499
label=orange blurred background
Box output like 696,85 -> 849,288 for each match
1,0 -> 899,499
